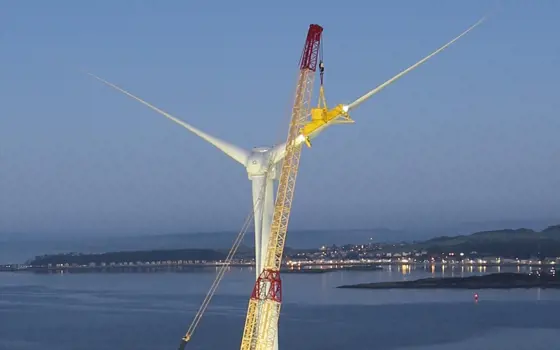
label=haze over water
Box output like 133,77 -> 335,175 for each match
2,266 -> 559,350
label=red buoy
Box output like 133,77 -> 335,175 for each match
474,293 -> 479,303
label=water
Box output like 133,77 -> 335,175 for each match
1,265 -> 560,350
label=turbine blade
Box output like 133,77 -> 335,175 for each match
347,16 -> 487,110
270,142 -> 287,164
88,73 -> 250,166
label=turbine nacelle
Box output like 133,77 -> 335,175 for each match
246,146 -> 279,180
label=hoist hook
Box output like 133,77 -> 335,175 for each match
319,60 -> 325,85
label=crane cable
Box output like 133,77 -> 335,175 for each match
177,155 -> 277,350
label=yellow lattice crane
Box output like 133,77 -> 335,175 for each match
239,23 -> 325,350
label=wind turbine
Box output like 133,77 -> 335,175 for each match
88,15 -> 485,290
87,74 -> 285,277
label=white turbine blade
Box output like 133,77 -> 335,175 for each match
88,73 -> 250,166
270,142 -> 287,164
347,16 -> 486,110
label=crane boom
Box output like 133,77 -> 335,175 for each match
239,24 -> 323,350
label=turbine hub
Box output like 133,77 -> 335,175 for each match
252,146 -> 271,153
246,147 -> 278,179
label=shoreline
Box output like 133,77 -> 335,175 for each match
1,261 -> 554,274
0,263 -> 384,274
337,271 -> 559,290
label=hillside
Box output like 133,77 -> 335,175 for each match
406,225 -> 560,258
28,249 -> 228,266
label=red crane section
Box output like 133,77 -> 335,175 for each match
300,24 -> 323,71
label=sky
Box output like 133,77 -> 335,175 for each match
1,0 -> 559,237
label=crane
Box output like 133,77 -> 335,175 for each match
239,16 -> 487,350
239,23 -> 324,350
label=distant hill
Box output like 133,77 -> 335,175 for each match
0,228 -> 407,263
28,228 -> 410,250
405,225 -> 560,258
29,249 -> 227,266
4,224 -> 560,264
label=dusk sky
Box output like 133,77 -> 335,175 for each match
1,1 -> 559,237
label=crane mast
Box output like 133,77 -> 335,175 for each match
239,24 -> 323,350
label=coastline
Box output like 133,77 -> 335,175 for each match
337,271 -> 559,290
1,261 -> 556,274
0,262 -> 383,274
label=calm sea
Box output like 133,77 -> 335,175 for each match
1,265 -> 559,350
